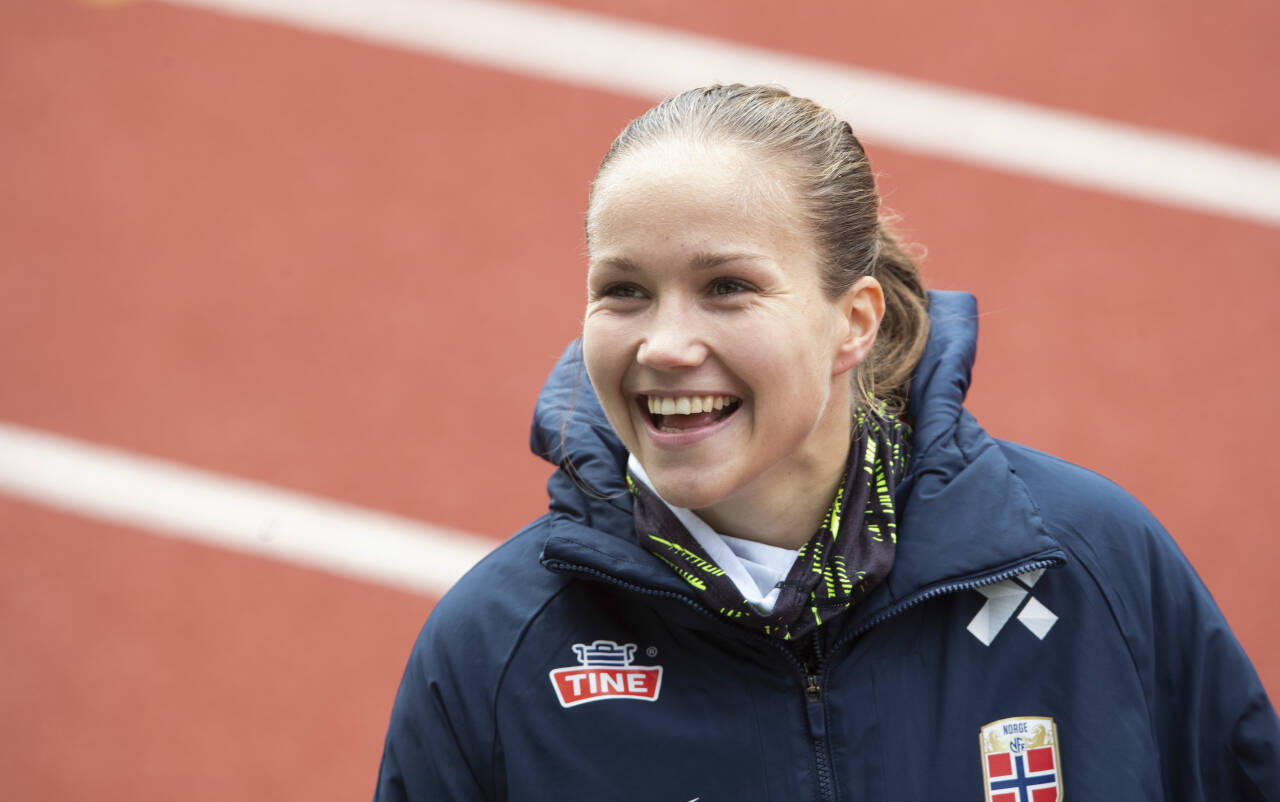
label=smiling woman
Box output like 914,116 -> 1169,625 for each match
374,86 -> 1279,800
583,138 -> 876,542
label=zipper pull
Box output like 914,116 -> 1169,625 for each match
805,673 -> 822,702
804,673 -> 826,739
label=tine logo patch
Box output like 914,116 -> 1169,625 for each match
980,716 -> 1062,802
550,640 -> 663,708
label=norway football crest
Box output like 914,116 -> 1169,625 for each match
549,640 -> 663,708
980,716 -> 1063,802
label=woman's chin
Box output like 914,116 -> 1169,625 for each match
643,469 -> 732,511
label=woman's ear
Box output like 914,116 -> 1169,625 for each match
832,276 -> 884,376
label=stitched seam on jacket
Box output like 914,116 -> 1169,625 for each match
997,444 -> 1166,799
1228,700 -> 1270,800
1032,532 -> 1168,798
996,444 -> 1157,719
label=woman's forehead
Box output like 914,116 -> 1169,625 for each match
595,138 -> 786,193
587,140 -> 807,246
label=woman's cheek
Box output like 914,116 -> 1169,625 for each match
581,320 -> 629,421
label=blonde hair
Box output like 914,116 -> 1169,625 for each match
587,84 -> 929,416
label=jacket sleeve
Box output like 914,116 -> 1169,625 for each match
1109,507 -> 1280,799
373,612 -> 501,802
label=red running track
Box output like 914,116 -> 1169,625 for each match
1,0 -> 1277,799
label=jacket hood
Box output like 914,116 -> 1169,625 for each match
528,339 -> 631,514
907,290 -> 978,458
529,290 -> 1063,620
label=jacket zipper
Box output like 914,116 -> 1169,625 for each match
544,561 -> 835,799
803,634 -> 833,802
545,554 -> 1062,802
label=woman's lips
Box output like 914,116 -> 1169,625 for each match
636,395 -> 742,445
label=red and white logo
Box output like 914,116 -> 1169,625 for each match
549,640 -> 663,708
980,716 -> 1063,802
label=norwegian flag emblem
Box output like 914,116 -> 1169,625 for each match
980,716 -> 1063,802
549,640 -> 663,708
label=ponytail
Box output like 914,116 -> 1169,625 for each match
860,222 -> 929,417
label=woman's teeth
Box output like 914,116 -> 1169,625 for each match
646,395 -> 738,415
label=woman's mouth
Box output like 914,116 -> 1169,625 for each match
642,394 -> 742,433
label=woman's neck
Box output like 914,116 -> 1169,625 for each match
692,417 -> 853,550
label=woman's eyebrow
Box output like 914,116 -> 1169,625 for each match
592,252 -> 768,272
591,256 -> 641,272
689,251 -> 769,270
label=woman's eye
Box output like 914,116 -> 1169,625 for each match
598,283 -> 646,299
709,278 -> 751,296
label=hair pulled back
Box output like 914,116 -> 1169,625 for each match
587,84 -> 930,417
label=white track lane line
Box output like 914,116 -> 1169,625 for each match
0,422 -> 496,596
161,0 -> 1280,227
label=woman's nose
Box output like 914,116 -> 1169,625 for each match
635,304 -> 708,370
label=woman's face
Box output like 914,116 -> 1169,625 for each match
582,140 -> 874,522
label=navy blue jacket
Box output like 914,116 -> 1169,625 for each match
376,291 -> 1279,801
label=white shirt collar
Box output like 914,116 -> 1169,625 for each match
627,455 -> 798,613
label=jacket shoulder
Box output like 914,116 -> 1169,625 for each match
996,440 -> 1279,796
995,439 -> 1190,596
995,439 -> 1193,625
376,517 -> 578,800
997,439 -> 1160,544
413,515 -> 575,682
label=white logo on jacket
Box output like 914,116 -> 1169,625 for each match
967,569 -> 1058,645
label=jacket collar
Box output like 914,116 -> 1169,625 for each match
871,291 -> 1061,617
531,291 -> 1063,627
